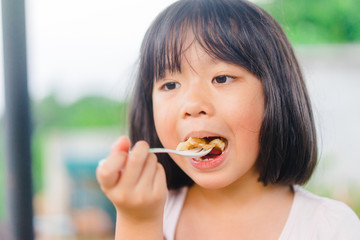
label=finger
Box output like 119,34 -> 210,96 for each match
97,136 -> 130,185
120,141 -> 150,188
152,163 -> 167,197
96,151 -> 127,189
97,136 -> 130,190
111,136 -> 131,153
136,153 -> 158,190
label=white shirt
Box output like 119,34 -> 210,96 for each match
163,186 -> 360,240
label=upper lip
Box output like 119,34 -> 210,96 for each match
183,131 -> 227,142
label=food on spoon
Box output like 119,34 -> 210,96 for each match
176,137 -> 226,152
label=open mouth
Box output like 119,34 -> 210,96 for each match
176,136 -> 228,161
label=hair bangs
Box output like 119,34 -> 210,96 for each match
147,0 -> 252,82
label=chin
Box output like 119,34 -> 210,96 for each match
191,174 -> 235,190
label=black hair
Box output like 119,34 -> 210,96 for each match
129,0 -> 317,189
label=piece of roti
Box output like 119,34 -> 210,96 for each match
176,137 -> 226,152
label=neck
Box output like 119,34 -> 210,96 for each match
188,178 -> 293,211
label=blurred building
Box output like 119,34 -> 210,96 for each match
34,128 -> 121,239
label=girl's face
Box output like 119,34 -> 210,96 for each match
152,42 -> 264,189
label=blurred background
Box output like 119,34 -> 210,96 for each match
0,0 -> 359,239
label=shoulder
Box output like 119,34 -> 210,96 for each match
284,186 -> 360,239
294,186 -> 359,222
163,187 -> 188,240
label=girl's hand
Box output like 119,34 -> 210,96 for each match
96,136 -> 167,239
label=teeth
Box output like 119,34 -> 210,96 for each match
195,157 -> 212,161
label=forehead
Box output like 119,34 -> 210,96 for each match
158,30 -> 231,80
173,38 -> 220,68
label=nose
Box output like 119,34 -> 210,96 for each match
180,85 -> 214,118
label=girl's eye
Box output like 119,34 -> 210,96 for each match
212,75 -> 235,84
161,82 -> 180,91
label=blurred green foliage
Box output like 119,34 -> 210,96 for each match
33,95 -> 128,130
260,0 -> 360,44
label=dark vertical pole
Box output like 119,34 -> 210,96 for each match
1,0 -> 34,239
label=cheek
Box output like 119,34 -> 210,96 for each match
225,92 -> 264,157
153,100 -> 165,136
230,109 -> 262,151
153,98 -> 178,148
225,94 -> 264,134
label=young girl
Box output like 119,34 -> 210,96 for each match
96,0 -> 360,239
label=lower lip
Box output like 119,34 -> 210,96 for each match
190,149 -> 228,170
